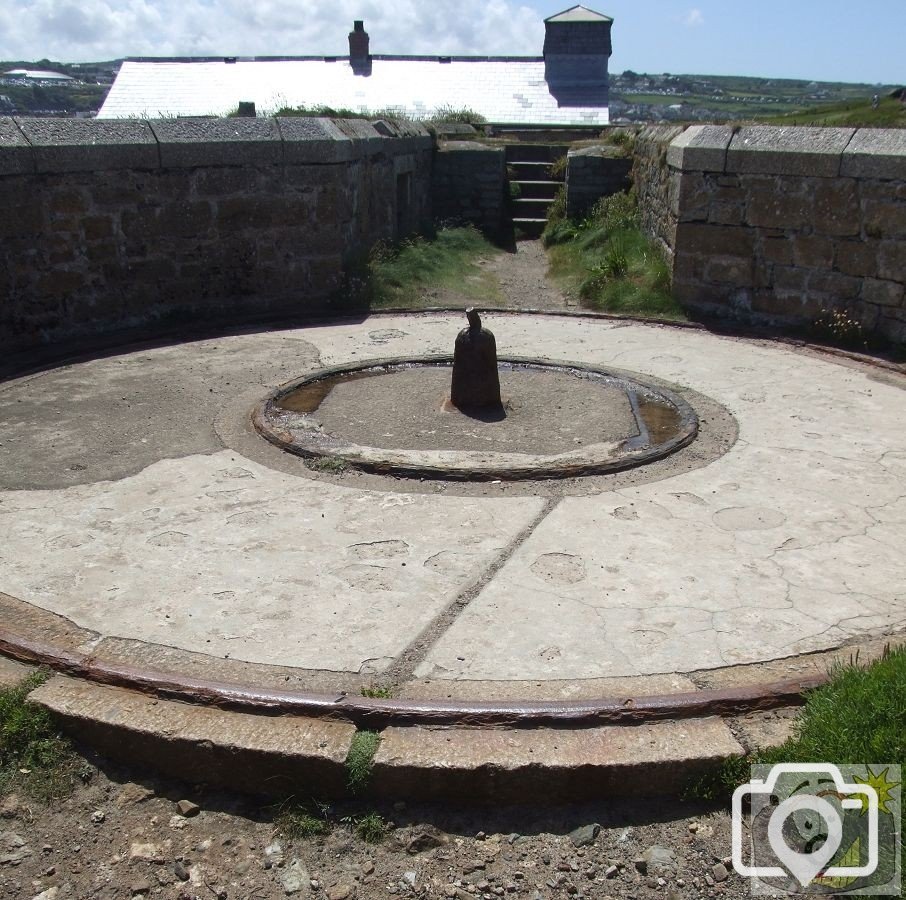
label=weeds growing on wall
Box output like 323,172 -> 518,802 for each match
230,103 -> 486,125
425,106 -> 487,125
810,307 -> 870,351
345,730 -> 381,795
363,226 -> 504,308
543,190 -> 685,320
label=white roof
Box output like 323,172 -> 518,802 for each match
98,58 -> 609,126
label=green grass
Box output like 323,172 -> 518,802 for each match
274,800 -> 331,840
425,106 -> 486,125
366,226 -> 504,308
543,192 -> 686,320
0,672 -> 80,803
343,811 -> 388,843
360,684 -> 394,699
345,730 -> 380,794
691,646 -> 906,885
757,96 -> 906,128
693,645 -> 906,802
304,455 -> 350,474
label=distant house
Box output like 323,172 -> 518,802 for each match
2,69 -> 74,81
98,5 -> 613,126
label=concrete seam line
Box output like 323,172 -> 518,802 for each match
380,496 -> 561,685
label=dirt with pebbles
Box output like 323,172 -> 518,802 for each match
0,753 -> 753,900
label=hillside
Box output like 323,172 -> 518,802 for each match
0,59 -> 118,116
611,71 -> 903,126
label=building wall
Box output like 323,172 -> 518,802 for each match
0,116 -> 433,354
636,125 -> 906,344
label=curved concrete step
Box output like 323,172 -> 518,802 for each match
29,675 -> 751,802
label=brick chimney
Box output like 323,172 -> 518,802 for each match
349,20 -> 372,76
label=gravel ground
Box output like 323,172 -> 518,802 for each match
0,751 -> 752,900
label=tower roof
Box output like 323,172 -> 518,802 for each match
545,6 -> 613,24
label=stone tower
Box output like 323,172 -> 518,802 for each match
543,5 -> 613,107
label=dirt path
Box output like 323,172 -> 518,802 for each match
480,241 -> 577,311
428,241 -> 578,312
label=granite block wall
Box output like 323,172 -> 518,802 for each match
431,141 -> 507,239
635,124 -> 906,344
632,125 -> 684,258
0,116 -> 433,353
565,146 -> 633,218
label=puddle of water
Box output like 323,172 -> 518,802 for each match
637,396 -> 683,444
278,369 -> 389,413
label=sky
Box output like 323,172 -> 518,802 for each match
1,0 -> 903,85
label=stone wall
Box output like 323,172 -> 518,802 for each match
431,141 -> 506,239
636,125 -> 906,345
564,146 -> 632,218
632,125 -> 683,259
0,116 -> 433,353
671,126 -> 906,343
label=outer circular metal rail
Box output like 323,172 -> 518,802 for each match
253,354 -> 701,481
0,626 -> 827,729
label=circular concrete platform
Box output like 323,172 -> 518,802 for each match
1,312 -> 905,719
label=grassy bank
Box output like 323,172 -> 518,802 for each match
693,645 -> 905,882
543,191 -> 686,320
363,226 -> 504,309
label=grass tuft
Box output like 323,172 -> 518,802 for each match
274,799 -> 331,840
345,730 -> 381,794
0,672 -> 80,803
354,811 -> 388,843
304,455 -> 350,474
360,684 -> 394,700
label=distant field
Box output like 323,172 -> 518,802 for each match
756,96 -> 906,128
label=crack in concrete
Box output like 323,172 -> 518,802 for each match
381,497 -> 560,685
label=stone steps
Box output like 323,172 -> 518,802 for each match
504,145 -> 568,237
28,674 -> 759,803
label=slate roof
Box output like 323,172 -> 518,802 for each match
97,56 -> 609,126
546,6 -> 614,23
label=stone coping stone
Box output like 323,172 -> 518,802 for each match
371,118 -> 431,140
149,117 -> 282,168
276,116 -> 361,164
635,124 -> 685,146
667,124 -> 734,173
0,117 -> 34,175
438,140 -> 503,154
841,128 -> 906,180
329,116 -> 384,155
14,117 -> 159,173
432,122 -> 478,137
726,125 -> 856,177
